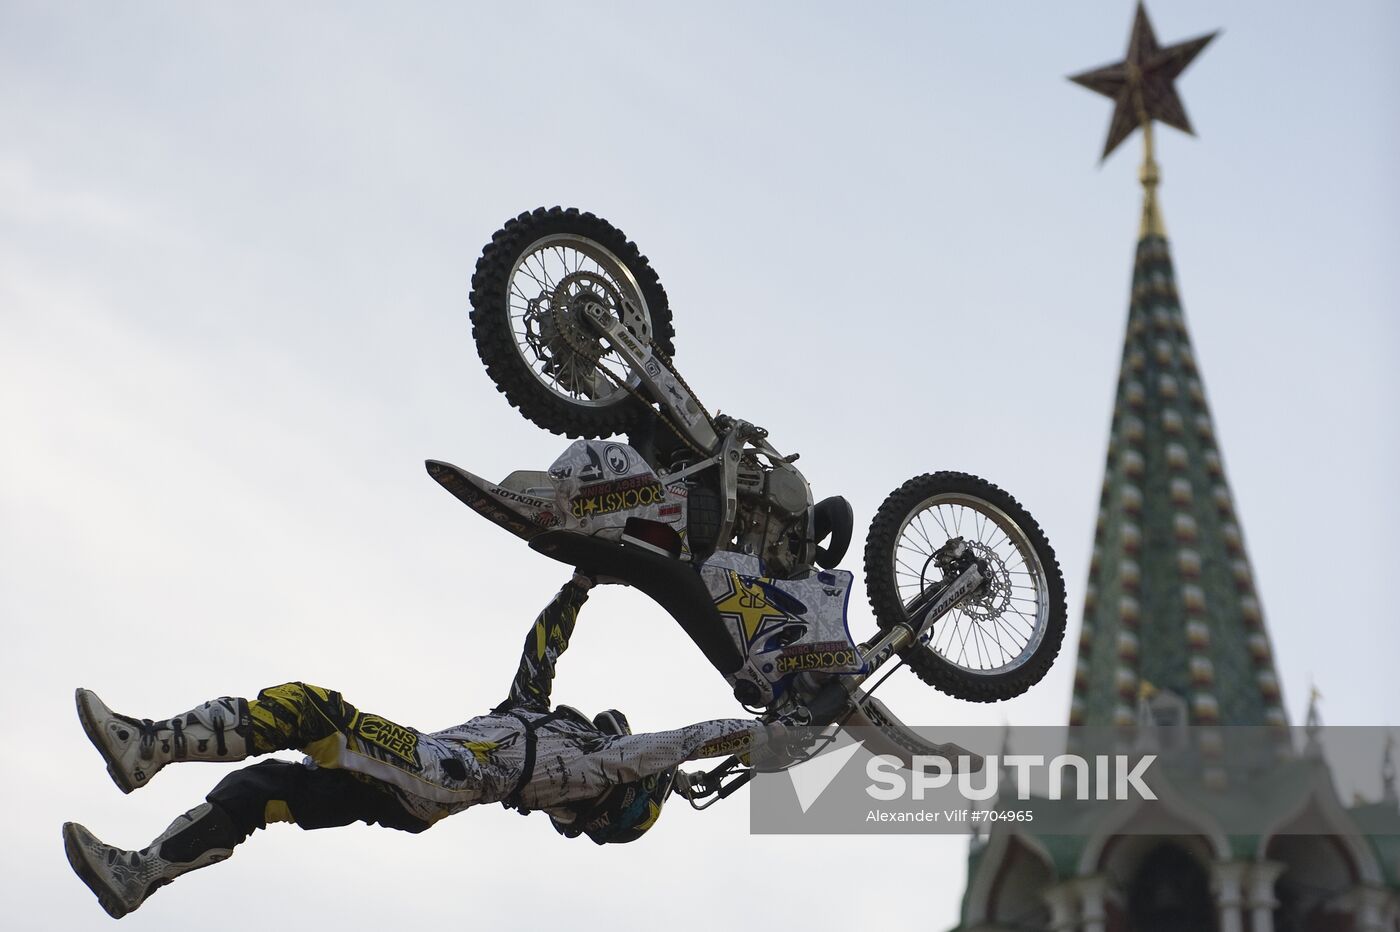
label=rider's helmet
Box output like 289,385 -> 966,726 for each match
556,771 -> 677,844
547,709 -> 677,845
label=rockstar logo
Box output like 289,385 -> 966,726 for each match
714,571 -> 790,645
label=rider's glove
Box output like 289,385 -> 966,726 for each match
742,721 -> 804,771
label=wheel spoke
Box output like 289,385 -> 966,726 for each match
884,490 -> 1056,679
911,514 -> 939,553
501,237 -> 653,409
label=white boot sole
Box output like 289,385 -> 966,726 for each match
75,688 -> 139,794
62,821 -> 134,919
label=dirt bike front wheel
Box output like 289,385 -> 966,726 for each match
469,207 -> 675,438
863,472 -> 1066,702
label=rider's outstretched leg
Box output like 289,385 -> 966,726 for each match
62,801 -> 242,920
241,681 -> 365,764
64,758 -> 433,918
68,681 -> 464,918
76,688 -> 251,794
205,759 -> 432,837
77,682 -> 381,794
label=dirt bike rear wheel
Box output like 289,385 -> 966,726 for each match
470,207 -> 674,438
863,472 -> 1066,702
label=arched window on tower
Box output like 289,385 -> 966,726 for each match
1126,843 -> 1217,932
1267,833 -> 1360,932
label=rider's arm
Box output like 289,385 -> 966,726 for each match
496,574 -> 593,713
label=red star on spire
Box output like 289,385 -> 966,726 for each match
1070,2 -> 1218,161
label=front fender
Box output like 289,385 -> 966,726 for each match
841,690 -> 984,774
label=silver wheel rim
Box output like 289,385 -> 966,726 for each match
892,492 -> 1050,676
506,233 -> 653,408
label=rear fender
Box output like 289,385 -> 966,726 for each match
425,460 -> 558,541
427,442 -> 687,544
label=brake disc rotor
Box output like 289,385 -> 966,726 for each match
521,273 -> 605,365
958,541 -> 1013,621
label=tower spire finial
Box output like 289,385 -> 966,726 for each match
1137,101 -> 1165,238
1304,681 -> 1324,757
1069,3 -> 1218,239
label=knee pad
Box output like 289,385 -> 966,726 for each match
207,760 -> 307,835
248,683 -> 359,753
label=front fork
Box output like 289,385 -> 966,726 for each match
853,545 -> 987,689
677,551 -> 987,809
792,553 -> 985,725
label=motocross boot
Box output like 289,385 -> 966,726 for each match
76,688 -> 251,794
63,802 -> 242,919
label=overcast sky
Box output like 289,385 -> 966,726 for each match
3,2 -> 1397,930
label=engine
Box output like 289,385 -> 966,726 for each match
734,457 -> 815,579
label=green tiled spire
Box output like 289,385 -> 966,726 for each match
948,16 -> 1395,929
1069,187 -> 1287,729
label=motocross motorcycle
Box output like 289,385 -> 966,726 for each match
428,207 -> 1067,806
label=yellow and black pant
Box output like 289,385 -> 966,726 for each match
207,759 -> 428,840
206,682 -> 431,845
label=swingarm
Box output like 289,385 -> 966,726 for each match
580,303 -> 718,449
